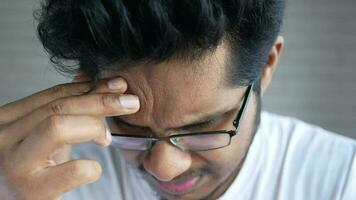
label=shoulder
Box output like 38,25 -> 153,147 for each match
260,111 -> 356,155
260,111 -> 356,200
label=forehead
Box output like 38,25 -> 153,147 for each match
101,43 -> 242,130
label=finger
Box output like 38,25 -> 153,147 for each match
14,115 -> 111,166
38,160 -> 102,198
50,144 -> 72,165
4,93 -> 139,145
0,77 -> 128,125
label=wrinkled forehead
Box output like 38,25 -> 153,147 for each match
102,41 -> 229,83
101,41 -> 230,93
100,43 -> 241,129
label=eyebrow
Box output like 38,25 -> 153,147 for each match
112,109 -> 231,132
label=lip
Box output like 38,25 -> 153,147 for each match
156,176 -> 202,195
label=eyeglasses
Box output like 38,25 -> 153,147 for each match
109,83 -> 254,152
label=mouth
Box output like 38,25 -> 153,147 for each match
155,175 -> 202,195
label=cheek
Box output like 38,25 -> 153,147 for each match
197,127 -> 254,178
197,97 -> 257,173
209,94 -> 259,171
198,146 -> 243,176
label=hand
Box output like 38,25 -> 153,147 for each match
0,77 -> 140,200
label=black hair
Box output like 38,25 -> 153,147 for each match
35,0 -> 286,91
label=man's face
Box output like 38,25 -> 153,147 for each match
104,43 -> 260,200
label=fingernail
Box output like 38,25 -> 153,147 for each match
106,128 -> 112,145
108,77 -> 125,90
118,95 -> 140,109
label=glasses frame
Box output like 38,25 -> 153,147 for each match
111,82 -> 254,151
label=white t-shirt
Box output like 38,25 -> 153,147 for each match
63,112 -> 356,200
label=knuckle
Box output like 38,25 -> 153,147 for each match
48,100 -> 69,115
49,84 -> 67,98
99,94 -> 115,110
92,119 -> 105,133
45,115 -> 66,141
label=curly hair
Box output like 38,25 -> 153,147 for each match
35,0 -> 286,90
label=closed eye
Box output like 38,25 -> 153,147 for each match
113,117 -> 217,132
179,119 -> 217,131
110,110 -> 229,133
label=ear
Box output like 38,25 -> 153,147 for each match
260,36 -> 285,96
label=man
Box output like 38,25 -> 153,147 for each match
0,0 -> 355,199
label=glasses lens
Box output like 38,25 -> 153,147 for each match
172,133 -> 231,151
112,136 -> 151,151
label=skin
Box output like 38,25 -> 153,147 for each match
0,79 -> 140,199
104,37 -> 284,200
0,36 -> 283,199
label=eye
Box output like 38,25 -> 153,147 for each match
170,137 -> 181,143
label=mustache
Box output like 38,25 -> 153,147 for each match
137,164 -> 214,182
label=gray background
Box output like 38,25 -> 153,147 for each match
0,0 -> 355,139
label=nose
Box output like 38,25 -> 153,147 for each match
143,141 -> 192,182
